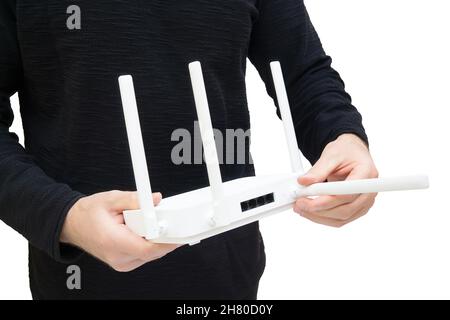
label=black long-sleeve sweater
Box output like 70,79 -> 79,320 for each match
0,0 -> 367,299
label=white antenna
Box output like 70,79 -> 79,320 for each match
270,61 -> 304,174
296,175 -> 429,197
118,75 -> 159,239
188,62 -> 227,225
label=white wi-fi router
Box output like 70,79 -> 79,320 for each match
118,61 -> 429,245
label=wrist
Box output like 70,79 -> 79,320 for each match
60,198 -> 82,245
336,133 -> 369,149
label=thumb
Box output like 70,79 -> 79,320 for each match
109,191 -> 163,211
298,155 -> 338,186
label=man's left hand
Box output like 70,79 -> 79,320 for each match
295,134 -> 379,227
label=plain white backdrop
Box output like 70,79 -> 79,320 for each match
0,0 -> 448,299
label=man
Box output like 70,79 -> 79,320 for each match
0,0 -> 377,299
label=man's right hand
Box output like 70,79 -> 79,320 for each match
60,190 -> 180,272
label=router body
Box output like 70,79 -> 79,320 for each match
118,61 -> 429,245
125,173 -> 298,245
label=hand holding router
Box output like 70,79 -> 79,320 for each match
118,61 -> 429,245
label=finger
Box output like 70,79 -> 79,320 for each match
296,163 -> 377,213
295,194 -> 358,213
297,211 -> 345,228
114,245 -> 180,272
140,242 -> 182,262
104,254 -> 141,270
298,155 -> 339,186
104,256 -> 146,272
297,193 -> 376,221
111,225 -> 153,257
314,193 -> 375,220
108,191 -> 163,211
113,225 -> 179,260
297,198 -> 374,228
110,259 -> 147,273
343,202 -> 373,225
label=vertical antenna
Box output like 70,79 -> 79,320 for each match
270,61 -> 304,174
118,75 -> 159,239
188,62 -> 225,214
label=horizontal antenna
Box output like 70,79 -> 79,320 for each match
296,175 -> 429,197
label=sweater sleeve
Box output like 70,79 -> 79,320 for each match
0,0 -> 84,262
248,0 -> 368,164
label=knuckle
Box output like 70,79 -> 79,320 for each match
309,200 -> 324,212
293,204 -> 303,214
335,221 -> 348,228
327,219 -> 345,228
370,167 -> 379,178
336,214 -> 351,222
335,210 -> 354,221
361,208 -> 370,217
110,264 -> 122,272
301,201 -> 316,212
303,203 -> 314,212
111,263 -> 131,273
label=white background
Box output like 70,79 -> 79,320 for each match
0,0 -> 448,299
